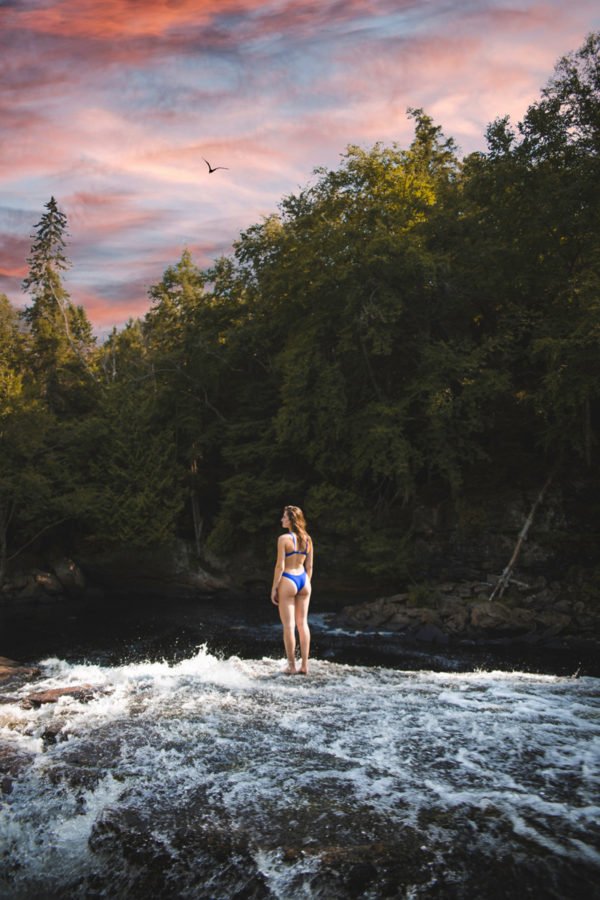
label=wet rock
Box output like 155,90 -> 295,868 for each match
345,861 -> 378,895
552,598 -> 572,613
386,610 -> 412,630
14,575 -> 43,600
523,588 -> 560,610
470,602 -> 512,630
316,834 -> 433,898
441,604 -> 470,634
20,684 -> 108,708
35,571 -> 64,595
0,657 -> 41,682
0,656 -> 22,668
0,743 -> 34,794
89,807 -> 270,899
535,612 -> 572,636
51,557 -> 86,597
41,722 -> 67,748
340,597 -> 398,629
331,574 -> 600,649
414,607 -> 440,625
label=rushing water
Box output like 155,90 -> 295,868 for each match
1,616 -> 599,900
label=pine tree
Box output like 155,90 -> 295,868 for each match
22,197 -> 96,410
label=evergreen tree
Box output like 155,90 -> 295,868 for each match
0,294 -> 74,584
22,197 -> 96,412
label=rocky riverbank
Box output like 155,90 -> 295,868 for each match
335,575 -> 600,650
0,543 -> 230,608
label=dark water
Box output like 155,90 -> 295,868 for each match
0,591 -> 595,677
1,594 -> 599,899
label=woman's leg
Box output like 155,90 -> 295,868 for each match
295,586 -> 311,674
278,578 -> 298,672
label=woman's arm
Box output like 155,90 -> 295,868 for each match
306,539 -> 314,581
270,535 -> 287,604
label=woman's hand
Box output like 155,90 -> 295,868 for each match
271,587 -> 279,605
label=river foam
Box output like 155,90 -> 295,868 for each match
1,648 -> 599,897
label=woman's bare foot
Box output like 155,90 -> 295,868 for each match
299,667 -> 309,675
284,664 -> 297,675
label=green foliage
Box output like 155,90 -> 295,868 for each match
406,583 -> 439,608
21,197 -> 97,414
88,384 -> 184,547
2,36 -> 600,584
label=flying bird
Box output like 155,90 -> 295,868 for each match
203,158 -> 229,174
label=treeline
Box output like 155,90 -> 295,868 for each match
1,35 -> 599,584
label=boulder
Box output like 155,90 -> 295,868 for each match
16,576 -> 42,600
470,602 -> 513,631
438,596 -> 465,616
340,598 -> 396,628
386,611 -> 412,630
20,684 -> 108,708
35,572 -> 64,596
534,611 -> 572,636
51,558 -> 86,596
442,607 -> 470,634
0,657 -> 41,682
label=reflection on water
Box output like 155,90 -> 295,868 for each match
1,644 -> 599,898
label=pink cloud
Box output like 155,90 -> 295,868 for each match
0,233 -> 30,300
1,0 -> 598,333
76,288 -> 150,329
4,0 -> 415,42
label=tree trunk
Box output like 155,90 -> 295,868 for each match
488,473 -> 554,603
190,459 -> 203,557
0,501 -> 11,589
585,397 -> 591,468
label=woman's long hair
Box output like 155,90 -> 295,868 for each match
284,505 -> 310,553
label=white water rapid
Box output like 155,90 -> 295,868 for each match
1,649 -> 599,898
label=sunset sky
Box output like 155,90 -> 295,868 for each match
2,0 -> 598,336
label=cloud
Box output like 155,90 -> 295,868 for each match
1,0 -> 598,331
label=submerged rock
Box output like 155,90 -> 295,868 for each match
20,684 -> 109,709
0,744 -> 34,795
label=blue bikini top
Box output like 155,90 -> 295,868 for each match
285,532 -> 310,557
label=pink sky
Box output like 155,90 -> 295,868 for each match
1,0 -> 598,335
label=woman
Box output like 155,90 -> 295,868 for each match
271,505 -> 313,675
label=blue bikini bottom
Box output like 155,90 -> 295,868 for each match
281,570 -> 307,592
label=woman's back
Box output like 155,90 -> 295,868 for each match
283,531 -> 311,571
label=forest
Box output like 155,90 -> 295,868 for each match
1,34 -> 599,588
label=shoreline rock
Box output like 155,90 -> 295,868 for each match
0,542 -> 232,607
0,656 -> 41,682
335,577 -> 600,647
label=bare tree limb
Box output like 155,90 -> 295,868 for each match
7,517 -> 68,563
488,473 -> 554,603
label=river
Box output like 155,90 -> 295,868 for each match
1,595 -> 599,898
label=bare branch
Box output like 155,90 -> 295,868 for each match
7,517 -> 68,563
488,473 -> 554,603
